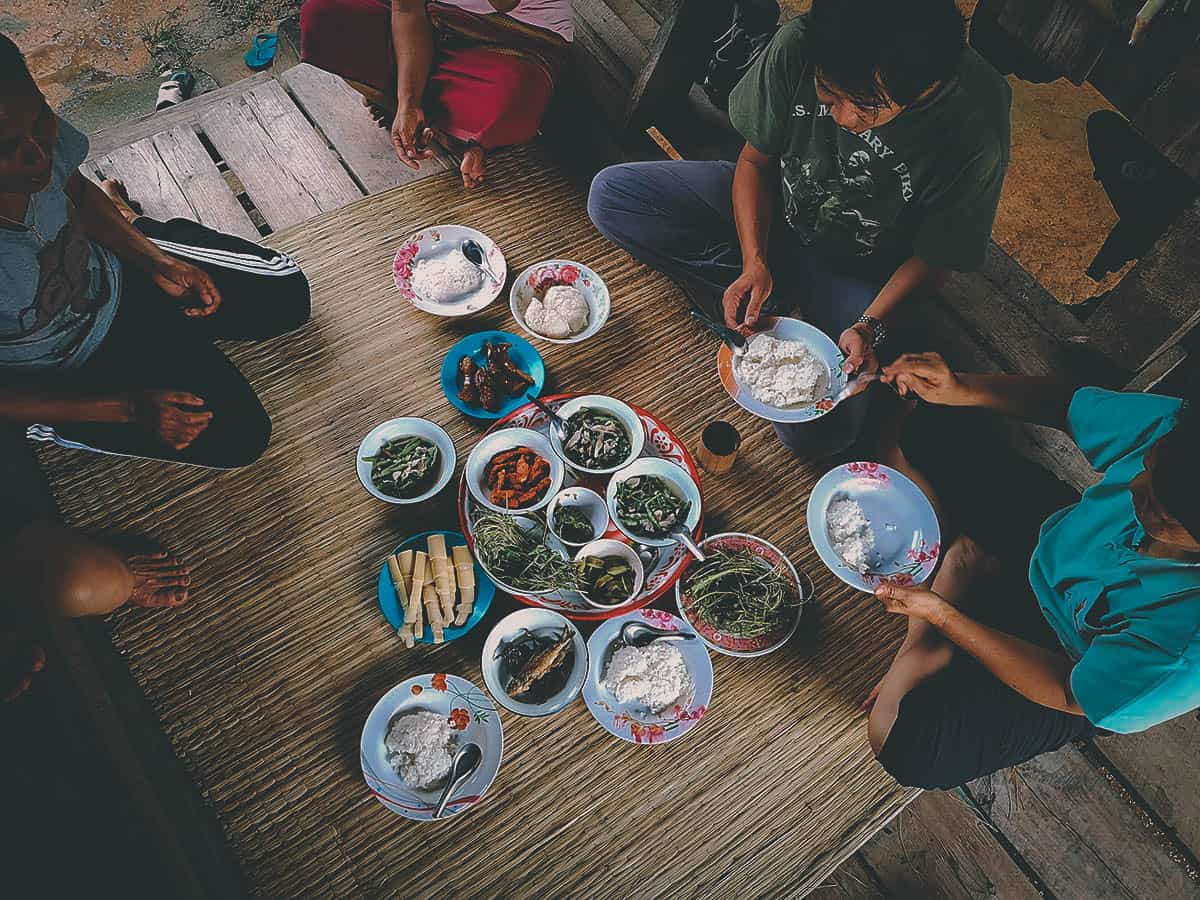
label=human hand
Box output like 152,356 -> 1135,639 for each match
152,258 -> 221,317
721,259 -> 773,330
838,322 -> 878,377
1,631 -> 45,702
133,390 -> 213,451
391,105 -> 435,170
873,583 -> 950,625
881,351 -> 967,405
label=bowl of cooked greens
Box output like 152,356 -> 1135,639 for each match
574,539 -> 645,609
675,533 -> 810,656
481,608 -> 587,716
470,510 -> 578,597
548,395 -> 645,475
546,486 -> 610,548
357,417 -> 456,504
606,457 -> 703,550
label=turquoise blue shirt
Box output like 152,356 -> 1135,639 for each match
1029,388 -> 1200,733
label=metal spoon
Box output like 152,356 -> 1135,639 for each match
433,742 -> 483,820
633,542 -> 660,570
689,310 -> 746,357
619,620 -> 696,647
669,523 -> 707,562
525,392 -> 568,439
461,238 -> 501,285
830,371 -> 881,406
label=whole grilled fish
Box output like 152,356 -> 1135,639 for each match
507,629 -> 573,698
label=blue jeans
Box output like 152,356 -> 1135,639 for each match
587,160 -> 893,456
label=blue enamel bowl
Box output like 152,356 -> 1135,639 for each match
440,330 -> 546,420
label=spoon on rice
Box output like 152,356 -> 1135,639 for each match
461,239 -> 502,286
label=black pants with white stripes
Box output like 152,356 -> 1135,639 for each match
58,217 -> 310,468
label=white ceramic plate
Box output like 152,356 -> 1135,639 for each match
393,224 -> 506,317
806,462 -> 942,593
360,673 -> 503,821
582,609 -> 712,745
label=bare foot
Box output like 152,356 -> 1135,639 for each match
2,631 -> 46,702
99,178 -> 142,221
125,551 -> 191,608
461,144 -> 486,189
361,96 -> 392,129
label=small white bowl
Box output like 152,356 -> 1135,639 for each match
548,394 -> 645,476
356,418 -> 456,504
606,457 -> 703,548
481,609 -> 587,717
574,539 -> 645,609
546,487 -> 610,547
509,259 -> 610,345
465,427 -> 564,515
472,515 -> 570,597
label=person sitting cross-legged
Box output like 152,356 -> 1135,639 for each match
300,0 -> 572,189
0,35 -> 310,469
588,0 -> 1011,457
863,352 -> 1200,789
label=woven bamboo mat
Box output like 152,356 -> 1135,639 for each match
36,145 -> 917,898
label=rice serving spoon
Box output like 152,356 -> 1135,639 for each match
461,238 -> 502,286
433,742 -> 483,820
689,310 -> 746,358
619,620 -> 696,647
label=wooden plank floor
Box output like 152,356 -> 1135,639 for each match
83,64 -> 454,236
62,60 -> 1200,899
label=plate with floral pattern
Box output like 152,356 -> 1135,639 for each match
716,316 -> 848,424
807,461 -> 941,594
393,224 -> 507,317
582,609 -> 712,745
360,673 -> 503,821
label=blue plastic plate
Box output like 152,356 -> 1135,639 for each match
440,331 -> 545,420
377,530 -> 496,643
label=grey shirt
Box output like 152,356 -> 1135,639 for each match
0,117 -> 122,369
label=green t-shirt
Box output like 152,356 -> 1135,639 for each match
728,17 -> 1012,271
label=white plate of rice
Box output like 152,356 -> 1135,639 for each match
360,673 -> 503,821
393,224 -> 507,317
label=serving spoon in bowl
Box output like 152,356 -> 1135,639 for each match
669,522 -> 707,562
433,742 -> 483,820
461,238 -> 502,286
525,393 -> 568,439
619,620 -> 696,647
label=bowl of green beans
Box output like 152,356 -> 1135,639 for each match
356,417 -> 456,504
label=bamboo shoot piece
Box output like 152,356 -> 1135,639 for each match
445,557 -> 458,626
387,555 -> 414,648
452,545 -> 476,626
428,534 -> 455,626
408,551 -> 428,642
422,581 -> 445,644
397,549 -> 414,597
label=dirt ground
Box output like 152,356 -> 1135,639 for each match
6,0 -> 1128,303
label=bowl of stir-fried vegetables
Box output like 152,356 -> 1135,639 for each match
606,457 -> 702,549
548,394 -> 644,475
675,533 -> 811,656
357,417 -> 456,504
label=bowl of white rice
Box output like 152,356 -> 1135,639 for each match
510,259 -> 610,344
394,224 -> 507,317
360,672 -> 504,822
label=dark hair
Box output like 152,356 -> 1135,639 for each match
1156,401 -> 1200,540
1,33 -> 32,83
806,0 -> 966,109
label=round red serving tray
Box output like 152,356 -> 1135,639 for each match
457,393 -> 704,621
